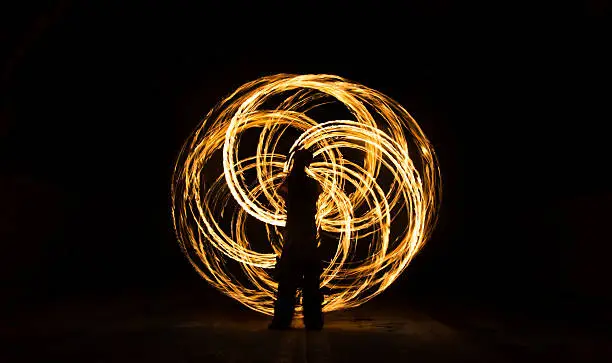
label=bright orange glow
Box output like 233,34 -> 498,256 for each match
171,74 -> 441,315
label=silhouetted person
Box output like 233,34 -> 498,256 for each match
269,149 -> 323,330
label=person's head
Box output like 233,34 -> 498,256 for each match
291,149 -> 313,172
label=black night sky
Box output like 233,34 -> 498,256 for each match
1,2 -> 611,361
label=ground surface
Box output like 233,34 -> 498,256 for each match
2,290 -> 610,362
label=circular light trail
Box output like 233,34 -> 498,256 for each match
171,74 -> 441,315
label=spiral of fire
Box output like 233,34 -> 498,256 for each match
171,74 -> 441,315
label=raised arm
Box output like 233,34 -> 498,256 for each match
277,177 -> 289,199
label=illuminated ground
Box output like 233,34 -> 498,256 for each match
2,290 -> 610,362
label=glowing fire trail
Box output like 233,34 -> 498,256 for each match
171,74 -> 441,315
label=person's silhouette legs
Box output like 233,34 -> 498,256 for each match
302,259 -> 323,330
269,273 -> 298,329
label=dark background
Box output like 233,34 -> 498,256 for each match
1,1 -> 610,318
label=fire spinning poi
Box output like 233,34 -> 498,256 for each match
171,74 -> 441,315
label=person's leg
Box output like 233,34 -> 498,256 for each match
302,259 -> 323,330
270,276 -> 298,329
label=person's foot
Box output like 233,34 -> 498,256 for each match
268,322 -> 291,330
303,316 -> 323,331
305,324 -> 323,331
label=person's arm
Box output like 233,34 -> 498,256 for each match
278,177 -> 289,199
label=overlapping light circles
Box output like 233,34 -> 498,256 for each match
171,74 -> 441,315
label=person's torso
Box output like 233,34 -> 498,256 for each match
285,174 -> 320,241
